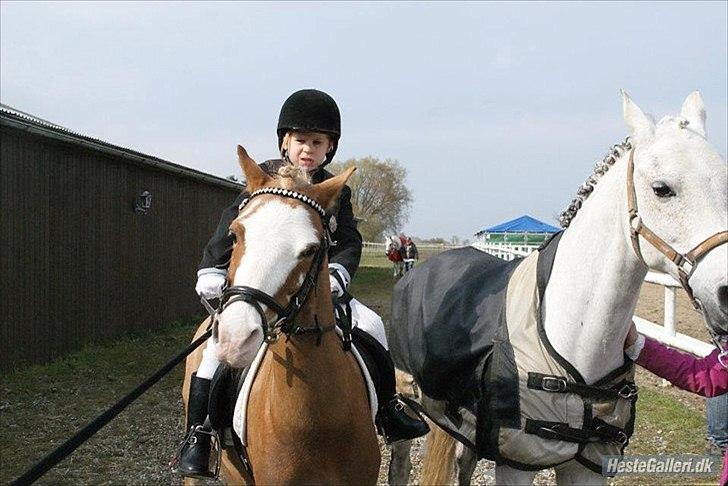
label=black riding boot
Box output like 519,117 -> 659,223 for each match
175,373 -> 216,478
352,329 -> 430,444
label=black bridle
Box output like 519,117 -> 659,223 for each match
216,187 -> 335,344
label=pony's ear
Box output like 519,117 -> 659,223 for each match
680,91 -> 706,137
311,166 -> 356,210
621,90 -> 654,139
237,145 -> 271,191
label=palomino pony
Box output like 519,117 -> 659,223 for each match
385,235 -> 405,277
388,91 -> 727,485
182,146 -> 380,484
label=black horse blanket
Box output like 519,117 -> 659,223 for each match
389,246 -> 521,407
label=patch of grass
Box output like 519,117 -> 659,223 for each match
350,266 -> 398,321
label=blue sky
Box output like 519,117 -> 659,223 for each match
2,1 -> 726,240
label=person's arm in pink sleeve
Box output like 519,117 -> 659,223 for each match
630,333 -> 728,398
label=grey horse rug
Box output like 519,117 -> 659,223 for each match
389,233 -> 637,473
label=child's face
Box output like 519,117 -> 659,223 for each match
286,131 -> 332,171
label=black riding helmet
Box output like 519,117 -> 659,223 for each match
277,89 -> 341,167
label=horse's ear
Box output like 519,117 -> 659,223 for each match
237,145 -> 271,191
680,91 -> 706,137
311,166 -> 356,210
621,90 -> 654,140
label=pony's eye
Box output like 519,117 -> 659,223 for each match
299,245 -> 319,259
652,182 -> 675,198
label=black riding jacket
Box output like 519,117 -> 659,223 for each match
199,159 -> 362,280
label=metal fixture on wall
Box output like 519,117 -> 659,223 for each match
134,190 -> 152,213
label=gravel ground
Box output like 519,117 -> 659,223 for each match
1,269 -> 716,485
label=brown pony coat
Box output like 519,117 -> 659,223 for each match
181,147 -> 379,484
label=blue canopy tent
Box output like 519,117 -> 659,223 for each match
475,215 -> 560,245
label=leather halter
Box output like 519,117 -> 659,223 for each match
626,146 -> 728,310
217,187 -> 335,344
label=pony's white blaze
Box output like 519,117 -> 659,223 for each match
215,198 -> 319,368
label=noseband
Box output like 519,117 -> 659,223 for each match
216,187 -> 334,344
626,145 -> 728,361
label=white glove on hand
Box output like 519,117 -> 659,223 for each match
328,263 -> 350,298
196,269 -> 227,299
330,276 -> 345,297
624,333 -> 646,361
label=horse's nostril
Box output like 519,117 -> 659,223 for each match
718,286 -> 728,313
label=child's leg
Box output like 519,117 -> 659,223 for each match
175,339 -> 219,478
350,298 -> 389,349
348,299 -> 429,443
196,338 -> 221,380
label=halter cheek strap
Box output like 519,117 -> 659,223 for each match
626,146 -> 728,310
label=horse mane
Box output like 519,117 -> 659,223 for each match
558,137 -> 632,228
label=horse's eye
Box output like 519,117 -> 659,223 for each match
299,245 -> 319,259
652,182 -> 675,198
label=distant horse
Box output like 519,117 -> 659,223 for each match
385,235 -> 404,277
182,146 -> 380,484
388,91 -> 727,485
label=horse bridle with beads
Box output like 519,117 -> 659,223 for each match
214,187 -> 337,345
626,143 -> 728,357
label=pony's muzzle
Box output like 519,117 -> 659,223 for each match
215,302 -> 265,368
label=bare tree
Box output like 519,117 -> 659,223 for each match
328,156 -> 412,241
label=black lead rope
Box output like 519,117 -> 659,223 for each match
12,328 -> 212,485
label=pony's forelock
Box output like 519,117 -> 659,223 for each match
276,165 -> 311,190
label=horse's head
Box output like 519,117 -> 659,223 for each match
623,91 -> 727,338
215,145 -> 355,368
386,235 -> 401,251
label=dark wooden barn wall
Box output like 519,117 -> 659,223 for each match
1,125 -> 241,370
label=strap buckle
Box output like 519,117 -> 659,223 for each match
614,430 -> 629,446
719,349 -> 728,369
617,383 -> 638,399
675,254 -> 696,278
541,376 -> 567,393
596,425 -> 629,446
629,212 -> 642,236
538,425 -> 561,441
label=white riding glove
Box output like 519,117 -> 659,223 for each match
624,333 -> 646,361
329,263 -> 351,298
330,276 -> 345,297
196,268 -> 227,299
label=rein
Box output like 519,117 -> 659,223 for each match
626,146 -> 728,360
215,187 -> 336,344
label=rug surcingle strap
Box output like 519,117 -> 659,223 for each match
525,419 -> 629,446
527,373 -> 638,401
